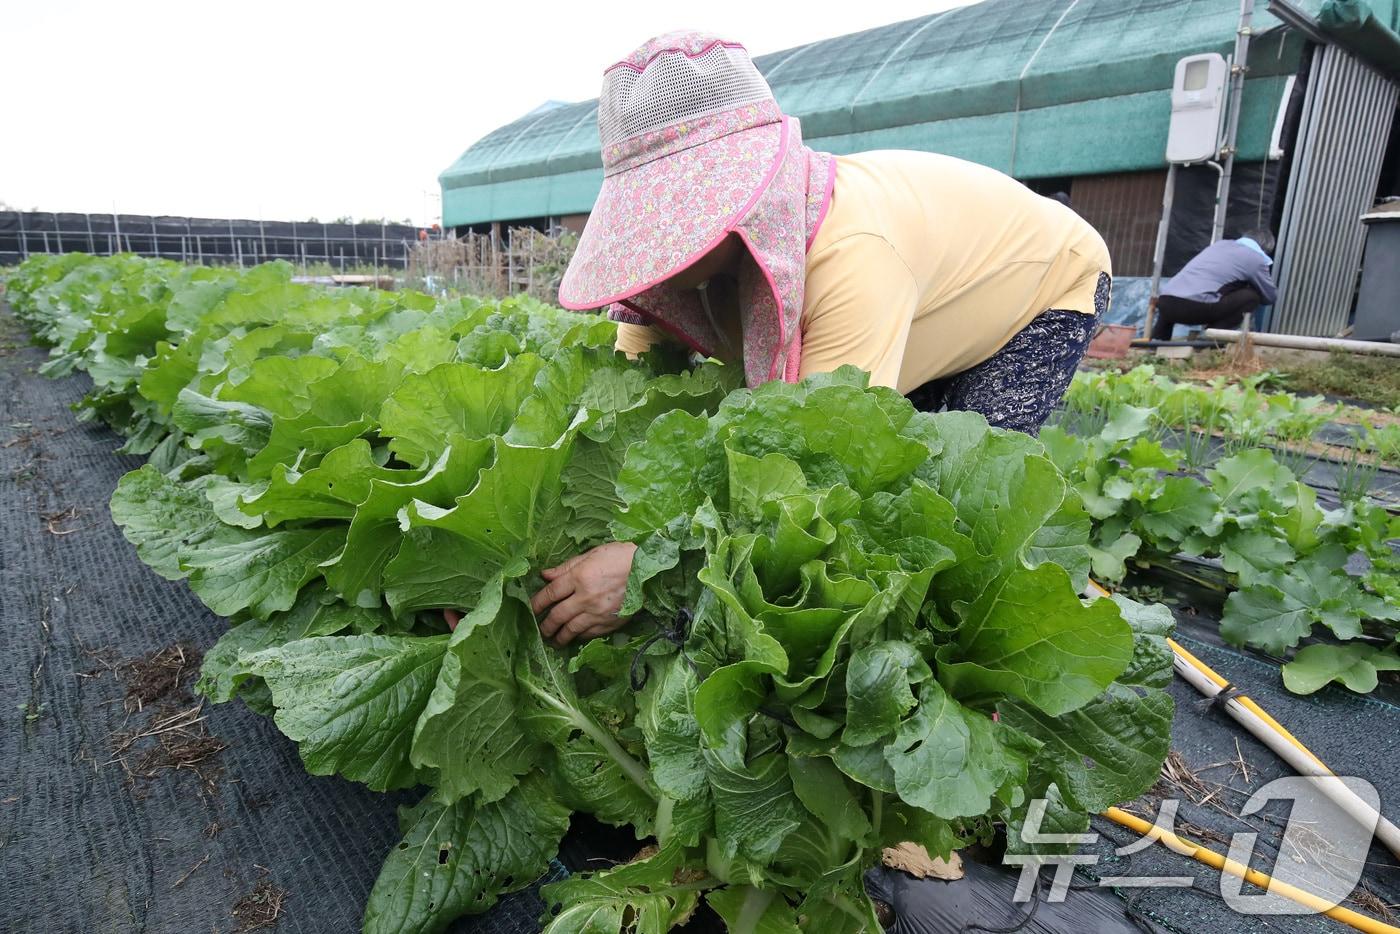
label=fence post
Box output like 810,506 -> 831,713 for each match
18,212 -> 28,260
54,212 -> 64,253
85,213 -> 96,254
490,223 -> 502,295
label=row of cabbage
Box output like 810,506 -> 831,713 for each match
1060,365 -> 1400,472
5,255 -> 1174,934
1050,367 -> 1399,696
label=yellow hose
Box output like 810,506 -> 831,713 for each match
1091,579 -> 1399,931
1086,579 -> 1330,771
1101,807 -> 1400,934
1165,636 -> 1331,773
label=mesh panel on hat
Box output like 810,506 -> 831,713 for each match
599,43 -> 774,147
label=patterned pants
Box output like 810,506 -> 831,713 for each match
906,272 -> 1111,434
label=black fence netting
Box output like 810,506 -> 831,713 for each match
1163,162 -> 1284,277
0,211 -> 421,269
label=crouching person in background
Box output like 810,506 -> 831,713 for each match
1151,228 -> 1277,340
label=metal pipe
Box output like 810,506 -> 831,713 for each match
1213,0 -> 1255,243
1204,328 -> 1400,356
1267,0 -> 1328,44
1146,162 -> 1179,338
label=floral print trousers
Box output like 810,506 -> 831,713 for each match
905,271 -> 1111,434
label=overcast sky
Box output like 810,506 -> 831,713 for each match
2,1 -> 969,225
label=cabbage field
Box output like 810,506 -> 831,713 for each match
1049,367 -> 1400,695
3,254 -> 1185,933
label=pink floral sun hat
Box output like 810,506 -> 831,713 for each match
557,31 -> 835,387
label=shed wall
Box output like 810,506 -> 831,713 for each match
1070,171 -> 1167,277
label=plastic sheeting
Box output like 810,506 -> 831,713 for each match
864,860 -> 1144,933
438,0 -> 1326,226
1164,163 -> 1283,277
1321,0 -> 1400,79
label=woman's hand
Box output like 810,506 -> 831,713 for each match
530,541 -> 638,647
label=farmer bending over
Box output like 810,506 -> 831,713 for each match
1150,228 -> 1277,340
503,31 -> 1113,646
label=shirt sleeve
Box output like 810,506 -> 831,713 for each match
799,233 -> 919,390
1248,260 -> 1278,306
614,321 -> 666,358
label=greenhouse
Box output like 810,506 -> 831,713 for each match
440,0 -> 1315,225
441,0 -> 1400,334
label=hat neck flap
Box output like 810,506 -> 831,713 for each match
612,117 -> 835,387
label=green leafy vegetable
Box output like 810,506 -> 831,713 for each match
7,255 -> 1176,934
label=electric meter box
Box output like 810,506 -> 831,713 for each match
1166,53 -> 1229,163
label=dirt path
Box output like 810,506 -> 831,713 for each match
0,304 -> 413,933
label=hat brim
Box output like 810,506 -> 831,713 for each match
558,120 -> 786,310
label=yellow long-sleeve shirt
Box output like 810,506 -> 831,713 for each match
614,150 -> 1111,394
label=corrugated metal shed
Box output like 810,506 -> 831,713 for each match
1270,0 -> 1400,336
440,0 -> 1336,227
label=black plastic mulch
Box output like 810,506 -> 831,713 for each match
3,299 -> 1399,934
1080,609 -> 1400,933
0,305 -> 562,934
